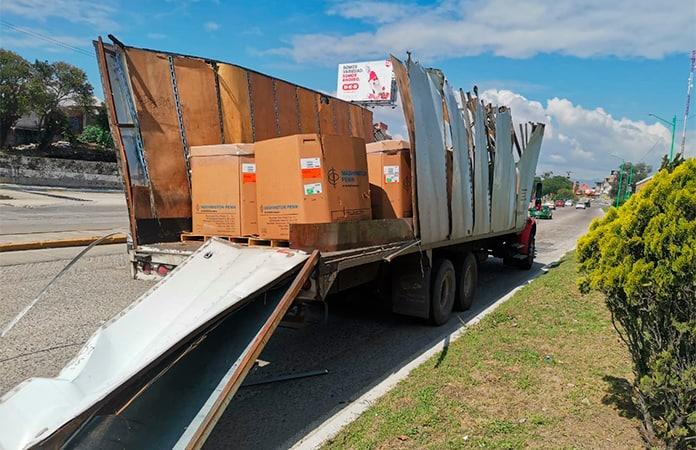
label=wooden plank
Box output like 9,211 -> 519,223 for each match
317,94 -> 334,134
333,101 -> 351,136
361,107 -> 374,142
275,80 -> 300,137
289,218 -> 414,252
297,88 -> 319,134
94,39 -> 140,240
248,72 -> 276,141
173,57 -> 222,147
186,251 -> 319,449
124,48 -> 191,219
217,64 -> 253,143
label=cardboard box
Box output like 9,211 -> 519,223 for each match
366,140 -> 412,219
190,143 -> 257,237
255,134 -> 372,240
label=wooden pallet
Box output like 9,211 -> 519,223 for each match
180,232 -> 289,248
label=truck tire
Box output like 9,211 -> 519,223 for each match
430,258 -> 456,326
519,235 -> 535,270
455,253 -> 477,311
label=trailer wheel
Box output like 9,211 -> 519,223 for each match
519,235 -> 535,270
455,253 -> 477,311
430,258 -> 456,325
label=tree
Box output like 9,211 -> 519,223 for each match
608,161 -> 652,200
577,159 -> 695,448
29,60 -> 93,148
0,49 -> 33,147
539,174 -> 574,197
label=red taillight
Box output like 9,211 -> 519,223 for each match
157,264 -> 169,276
142,262 -> 151,274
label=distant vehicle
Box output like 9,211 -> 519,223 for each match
565,200 -> 573,207
584,199 -> 591,208
530,205 -> 553,219
575,202 -> 586,209
555,199 -> 565,208
543,201 -> 556,210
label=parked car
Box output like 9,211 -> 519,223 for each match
565,200 -> 573,207
543,201 -> 556,210
575,202 -> 586,209
555,199 -> 565,208
529,205 -> 553,219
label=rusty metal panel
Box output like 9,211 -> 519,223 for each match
491,109 -> 516,232
218,64 -> 253,143
408,61 -> 448,244
348,104 -> 364,139
333,101 -> 351,136
297,87 -> 319,134
289,218 -> 414,252
361,107 -> 374,142
390,56 -> 418,237
472,101 -> 491,235
173,57 -> 222,147
516,124 -> 545,228
248,72 -> 276,140
275,80 -> 300,137
443,82 -> 473,238
124,48 -> 191,219
317,94 -> 335,134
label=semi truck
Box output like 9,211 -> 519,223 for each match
0,37 -> 544,449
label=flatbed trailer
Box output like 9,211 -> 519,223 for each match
91,36 -> 543,323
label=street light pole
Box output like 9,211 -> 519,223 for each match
649,113 -> 677,162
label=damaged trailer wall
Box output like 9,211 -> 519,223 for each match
390,55 -> 545,246
95,40 -> 374,246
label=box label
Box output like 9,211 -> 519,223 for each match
300,157 -> 322,179
304,182 -> 323,195
384,165 -> 400,183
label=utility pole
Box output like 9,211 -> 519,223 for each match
625,164 -> 634,202
615,167 -> 624,207
681,50 -> 695,156
649,113 -> 677,162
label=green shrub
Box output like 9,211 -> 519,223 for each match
577,159 -> 695,448
78,125 -> 113,149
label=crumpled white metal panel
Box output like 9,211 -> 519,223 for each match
472,102 -> 491,235
443,82 -> 473,238
0,239 -> 308,450
491,109 -> 516,232
407,62 -> 449,244
516,124 -> 545,228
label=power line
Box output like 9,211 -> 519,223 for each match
0,20 -> 93,57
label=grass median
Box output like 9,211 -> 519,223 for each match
325,253 -> 643,449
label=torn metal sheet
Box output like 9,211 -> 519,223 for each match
407,62 -> 449,244
516,124 -> 545,228
491,108 -> 516,232
0,240 -> 308,450
472,101 -> 491,235
443,82 -> 473,238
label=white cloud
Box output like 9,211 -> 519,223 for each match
204,21 -> 220,32
269,0 -> 693,64
2,0 -> 118,29
481,89 -> 672,179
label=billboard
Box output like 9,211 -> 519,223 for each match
336,60 -> 395,103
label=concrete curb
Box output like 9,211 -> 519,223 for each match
0,234 -> 127,252
290,257 -> 567,450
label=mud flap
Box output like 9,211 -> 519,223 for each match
390,252 -> 431,319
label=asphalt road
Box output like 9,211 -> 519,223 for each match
0,205 -> 603,448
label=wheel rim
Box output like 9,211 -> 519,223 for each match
440,271 -> 453,308
463,263 -> 474,297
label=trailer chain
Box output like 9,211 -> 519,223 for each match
247,72 -> 256,141
211,62 -> 225,143
168,55 -> 192,188
272,79 -> 281,136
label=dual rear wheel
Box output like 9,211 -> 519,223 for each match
429,253 -> 478,325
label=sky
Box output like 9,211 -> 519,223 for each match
1,0 -> 695,180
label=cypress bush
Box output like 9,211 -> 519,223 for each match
577,159 -> 695,448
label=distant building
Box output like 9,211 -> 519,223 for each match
635,174 -> 654,192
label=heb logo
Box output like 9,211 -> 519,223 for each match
342,83 -> 359,91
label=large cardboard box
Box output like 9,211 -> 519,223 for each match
255,134 -> 372,240
190,143 -> 257,237
366,140 -> 412,219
